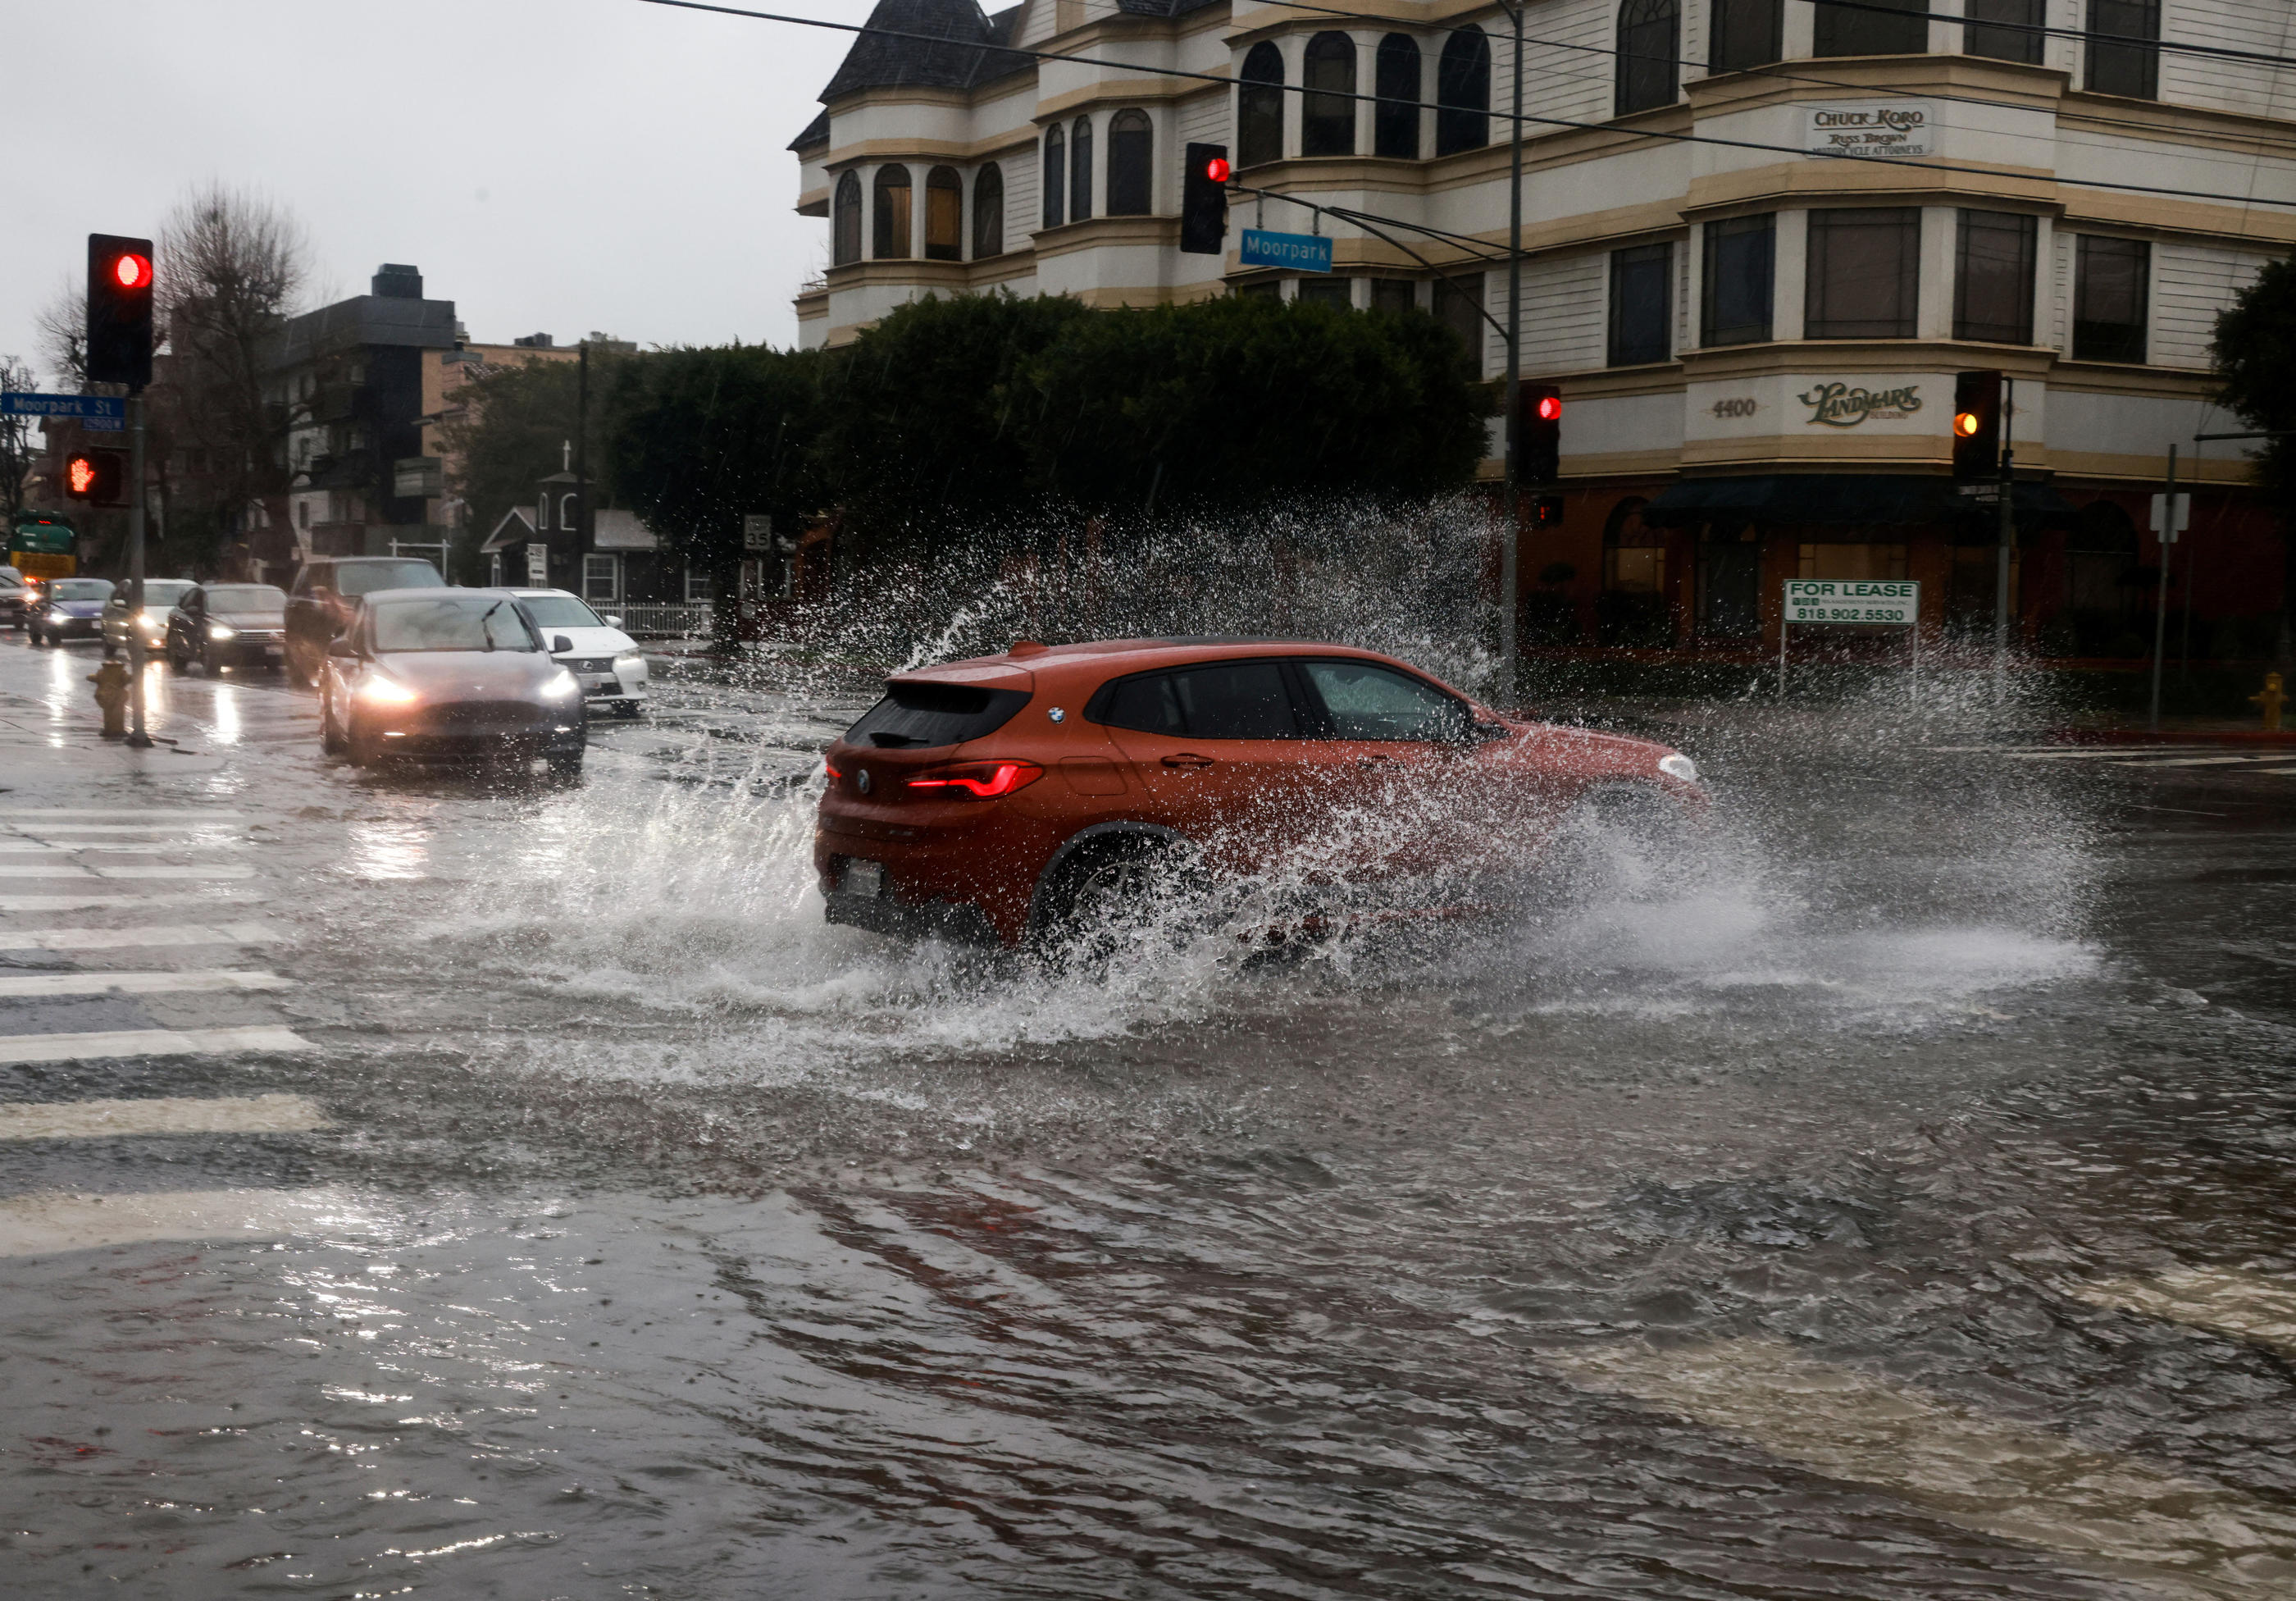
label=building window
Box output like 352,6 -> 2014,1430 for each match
872,165 -> 912,258
1070,116 -> 1094,222
1041,126 -> 1066,228
684,566 -> 713,604
2074,235 -> 2149,362
1296,276 -> 1352,308
1107,110 -> 1152,215
1239,43 -> 1285,167
559,492 -> 580,534
1805,208 -> 1920,340
1615,0 -> 1679,116
2066,500 -> 2143,652
2087,0 -> 2159,98
1601,498 -> 1670,647
1609,243 -> 1673,366
1965,0 -> 2043,63
1954,210 -> 2037,345
489,553 -> 502,586
1371,277 -> 1416,315
831,174 -> 861,265
923,166 -> 963,260
1812,0 -> 1925,57
1436,29 -> 1490,154
1434,272 -> 1485,372
1798,542 -> 1908,580
973,163 -> 1004,257
1303,33 -> 1356,157
1710,0 -> 1782,72
1374,34 -> 1420,157
1700,213 -> 1774,346
583,554 -> 618,603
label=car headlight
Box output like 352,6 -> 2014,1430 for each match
48,608 -> 69,622
1658,752 -> 1700,784
541,668 -> 581,699
208,623 -> 237,641
612,651 -> 644,673
358,673 -> 421,705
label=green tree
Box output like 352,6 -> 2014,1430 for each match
2212,255 -> 2296,660
438,353 -> 605,578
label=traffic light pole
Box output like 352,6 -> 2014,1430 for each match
1500,0 -> 1524,692
2148,444 -> 2178,733
1992,377 -> 2013,707
125,389 -> 150,749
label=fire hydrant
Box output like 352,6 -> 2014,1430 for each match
89,659 -> 130,739
2253,671 -> 2287,733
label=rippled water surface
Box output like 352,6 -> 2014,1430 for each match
3,641 -> 2294,1599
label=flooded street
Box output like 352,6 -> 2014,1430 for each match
4,636 -> 2296,1599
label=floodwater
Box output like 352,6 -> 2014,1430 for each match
3,633 -> 2295,1599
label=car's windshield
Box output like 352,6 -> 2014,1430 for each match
51,580 -> 113,602
371,595 -> 537,653
206,584 -> 285,613
338,560 -> 445,598
136,582 -> 195,609
517,595 -> 604,628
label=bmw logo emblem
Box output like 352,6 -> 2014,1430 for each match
1048,706 -> 1066,723
855,768 -> 872,795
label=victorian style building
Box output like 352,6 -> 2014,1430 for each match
792,0 -> 2296,658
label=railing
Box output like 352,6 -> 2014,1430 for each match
614,603 -> 715,639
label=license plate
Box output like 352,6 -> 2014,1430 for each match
843,859 -> 884,898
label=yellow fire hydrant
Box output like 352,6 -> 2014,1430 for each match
89,659 -> 130,739
2253,671 -> 2287,733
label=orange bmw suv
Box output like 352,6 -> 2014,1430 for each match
816,639 -> 1703,947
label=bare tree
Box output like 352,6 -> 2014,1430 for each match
1,354 -> 39,522
34,282 -> 91,392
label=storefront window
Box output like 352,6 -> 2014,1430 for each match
2064,499 -> 2146,655
1697,527 -> 1761,639
1797,541 -> 1907,581
1601,498 -> 1671,646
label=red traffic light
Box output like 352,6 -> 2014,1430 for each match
1535,395 -> 1562,422
110,252 -> 153,290
67,455 -> 98,496
1205,156 -> 1231,184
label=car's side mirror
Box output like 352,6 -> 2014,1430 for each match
552,634 -> 574,654
327,638 -> 358,659
602,615 -> 622,627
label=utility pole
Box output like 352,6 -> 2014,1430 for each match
575,340 -> 590,567
125,388 -> 150,747
1499,0 -> 1524,693
1993,377 -> 2014,705
2149,444 -> 2178,733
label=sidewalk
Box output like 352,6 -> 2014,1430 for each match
0,655 -> 226,811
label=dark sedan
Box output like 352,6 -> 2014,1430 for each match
27,577 -> 115,645
166,582 -> 289,673
317,589 -> 587,773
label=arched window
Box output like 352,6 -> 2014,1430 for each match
872,165 -> 912,258
1107,109 -> 1152,216
1436,28 -> 1490,155
1374,34 -> 1421,158
1238,41 -> 1285,167
924,165 -> 963,260
1070,116 -> 1094,222
1615,0 -> 1679,116
1041,125 -> 1065,229
831,171 -> 862,266
973,162 -> 1004,257
1303,33 -> 1356,157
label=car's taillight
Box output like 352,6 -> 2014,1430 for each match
904,759 -> 1044,800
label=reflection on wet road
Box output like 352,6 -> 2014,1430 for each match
2,634 -> 2295,1598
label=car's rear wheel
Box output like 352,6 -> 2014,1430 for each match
547,749 -> 585,779
1032,835 -> 1209,963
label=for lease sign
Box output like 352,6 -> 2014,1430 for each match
1785,580 -> 1919,625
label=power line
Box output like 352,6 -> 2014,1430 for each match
1789,0 -> 2296,71
637,0 -> 2296,212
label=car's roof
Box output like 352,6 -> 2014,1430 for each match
359,586 -> 509,605
893,637 -> 1403,688
506,587 -> 580,600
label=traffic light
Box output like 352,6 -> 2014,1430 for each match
1520,385 -> 1561,483
86,233 -> 156,388
1528,494 -> 1565,528
63,449 -> 127,506
1180,142 -> 1230,256
1952,369 -> 2002,481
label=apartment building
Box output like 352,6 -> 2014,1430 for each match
791,0 -> 2296,656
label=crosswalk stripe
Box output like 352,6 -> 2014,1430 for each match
1928,746 -> 2220,756
0,922 -> 280,951
2002,750 -> 2236,762
0,809 -> 247,821
1546,1336 -> 2296,1598
0,1093 -> 326,1140
0,1025 -> 312,1066
2116,756 -> 2267,768
2066,1269 -> 2296,1359
0,892 -> 234,913
10,823 -> 251,837
0,969 -> 292,999
0,1187 -> 351,1257
0,864 -> 254,880
0,841 -> 244,855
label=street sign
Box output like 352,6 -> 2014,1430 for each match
742,513 -> 773,553
1955,482 -> 2002,504
393,457 -> 444,499
1784,579 -> 1919,626
2149,491 -> 2190,540
526,544 -> 549,585
1238,229 -> 1332,273
3,392 -> 125,423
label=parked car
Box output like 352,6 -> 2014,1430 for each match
0,567 -> 27,630
101,579 -> 198,657
505,588 -> 647,716
285,556 -> 446,685
26,577 -> 115,645
317,589 -> 586,773
165,582 -> 289,674
815,640 -> 1705,949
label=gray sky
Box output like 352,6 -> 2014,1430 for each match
2,0 -> 849,385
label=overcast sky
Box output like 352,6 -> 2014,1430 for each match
2,0 -> 850,385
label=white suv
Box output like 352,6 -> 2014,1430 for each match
508,589 -> 648,716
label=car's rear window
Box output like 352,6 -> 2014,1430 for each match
1090,662 -> 1300,740
51,580 -> 113,601
139,582 -> 195,608
843,682 -> 1028,750
338,560 -> 446,598
517,595 -> 604,627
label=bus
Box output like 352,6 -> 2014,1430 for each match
7,511 -> 77,582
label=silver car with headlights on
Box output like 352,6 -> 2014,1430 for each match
317,589 -> 588,774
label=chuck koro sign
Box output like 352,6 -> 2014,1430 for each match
1804,103 -> 1934,159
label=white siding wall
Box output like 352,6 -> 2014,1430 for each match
2157,0 -> 2296,120
1524,0 -> 1619,128
2152,240 -> 2271,367
1017,0 -> 1055,48
1519,252 -> 1610,372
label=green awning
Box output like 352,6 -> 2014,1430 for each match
1639,474 -> 2076,529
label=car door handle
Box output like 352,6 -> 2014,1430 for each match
1356,753 -> 1403,767
1161,753 -> 1215,769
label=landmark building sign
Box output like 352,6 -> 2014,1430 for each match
1797,381 -> 1923,427
1804,103 -> 1934,160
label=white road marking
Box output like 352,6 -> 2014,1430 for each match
0,864 -> 255,880
1545,1336 -> 2296,1599
2001,750 -> 2234,762
12,823 -> 250,836
0,892 -> 230,913
0,840 -> 243,854
0,922 -> 280,951
2118,756 -> 2273,769
0,1187 -> 356,1257
2255,767 -> 2296,777
0,1093 -> 326,1140
1928,746 -> 2218,756
0,969 -> 292,999
2066,1269 -> 2296,1359
0,809 -> 247,821
0,1025 -> 312,1066
0,864 -> 94,878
